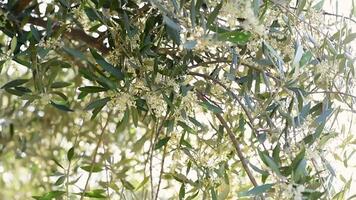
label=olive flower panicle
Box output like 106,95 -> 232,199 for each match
144,91 -> 167,117
107,91 -> 135,120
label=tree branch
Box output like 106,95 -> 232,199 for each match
195,92 -> 258,187
13,0 -> 32,14
26,16 -> 110,54
215,113 -> 258,187
1,5 -> 111,55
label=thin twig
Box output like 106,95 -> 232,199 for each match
214,113 -> 258,187
149,113 -> 169,199
154,144 -> 168,200
149,121 -> 157,200
187,71 -> 268,149
197,90 -> 258,187
80,112 -> 112,200
288,6 -> 356,24
196,90 -> 260,190
308,90 -> 356,99
102,142 -> 111,199
66,124 -> 83,200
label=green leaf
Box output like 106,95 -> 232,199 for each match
91,103 -> 106,120
186,191 -> 199,200
5,88 -> 29,96
326,39 -> 338,54
179,184 -> 185,200
264,155 -> 281,176
154,137 -> 171,150
315,106 -> 332,125
78,91 -> 88,99
300,51 -> 313,67
58,0 -> 70,8
131,106 -> 139,127
84,7 -> 101,21
30,25 -> 41,42
163,16 -> 181,31
296,0 -> 307,15
63,47 -> 87,61
259,151 -> 281,176
305,122 -> 325,145
180,139 -> 193,149
67,146 -> 74,161
344,33 -> 356,44
313,0 -> 325,10
262,42 -> 285,76
78,86 -> 108,93
10,36 -> 17,54
132,134 -> 148,153
50,81 -> 72,88
294,158 -> 307,182
135,176 -> 149,191
121,179 -> 135,190
250,163 -> 269,176
177,121 -> 195,134
77,189 -> 106,199
207,1 -> 223,27
293,42 -> 304,67
294,102 -> 311,127
217,30 -> 251,45
199,98 -> 223,113
210,188 -> 217,200
90,49 -> 124,80
32,191 -> 65,200
0,60 -> 7,73
50,101 -> 74,112
81,164 -> 103,173
1,79 -> 29,89
272,144 -> 281,166
163,15 -> 181,44
183,40 -> 197,49
239,184 -> 274,197
85,97 -> 111,110
116,109 -> 129,132
123,11 -> 136,38
291,147 -> 306,171
190,0 -> 196,28
52,159 -> 64,169
54,176 -> 65,186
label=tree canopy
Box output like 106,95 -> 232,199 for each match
0,0 -> 355,199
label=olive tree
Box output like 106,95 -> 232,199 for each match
0,0 -> 355,199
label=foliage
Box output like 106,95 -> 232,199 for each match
0,0 -> 355,199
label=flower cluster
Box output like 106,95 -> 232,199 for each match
241,1 -> 265,35
314,60 -> 334,80
32,93 -> 52,110
130,79 -> 149,95
279,183 -> 305,200
178,91 -> 197,115
71,7 -> 91,30
107,92 -> 135,115
106,48 -> 121,65
142,58 -> 155,72
220,0 -> 241,28
144,92 -> 167,116
220,0 -> 264,35
38,37 -> 64,49
0,10 -> 8,28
